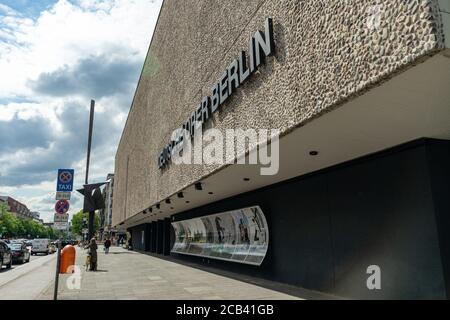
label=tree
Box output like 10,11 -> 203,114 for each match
71,210 -> 100,236
46,227 -> 56,239
20,219 -> 36,238
0,203 -> 9,237
71,210 -> 85,236
0,203 -> 20,238
0,203 -> 61,239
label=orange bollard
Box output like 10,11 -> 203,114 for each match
59,245 -> 76,274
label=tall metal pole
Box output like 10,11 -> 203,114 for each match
53,239 -> 62,300
86,100 -> 95,241
85,100 -> 95,185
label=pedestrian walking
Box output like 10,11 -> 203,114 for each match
104,238 -> 111,254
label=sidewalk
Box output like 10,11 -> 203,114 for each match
38,246 -> 300,300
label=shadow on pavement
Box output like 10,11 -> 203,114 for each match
0,268 -> 13,273
108,252 -> 134,255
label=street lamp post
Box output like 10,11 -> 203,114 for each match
85,100 -> 95,241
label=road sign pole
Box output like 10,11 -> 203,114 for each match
53,167 -> 74,300
53,239 -> 62,300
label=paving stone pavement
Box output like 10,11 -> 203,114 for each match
38,246 -> 301,300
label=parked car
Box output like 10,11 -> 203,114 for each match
59,239 -> 76,247
8,242 -> 30,264
0,240 -> 13,269
48,243 -> 56,254
31,238 -> 50,255
25,240 -> 33,247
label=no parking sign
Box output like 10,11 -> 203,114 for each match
57,169 -> 74,192
55,199 -> 70,215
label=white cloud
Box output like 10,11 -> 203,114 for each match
0,0 -> 161,99
0,0 -> 163,220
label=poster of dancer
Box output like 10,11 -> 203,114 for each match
231,209 -> 251,262
244,207 -> 269,265
200,217 -> 215,256
171,221 -> 188,253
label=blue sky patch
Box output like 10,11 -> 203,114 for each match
0,0 -> 58,18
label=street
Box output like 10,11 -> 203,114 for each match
0,251 -> 57,300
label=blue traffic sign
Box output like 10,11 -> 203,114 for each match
56,169 -> 74,192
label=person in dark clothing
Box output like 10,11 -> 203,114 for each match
86,238 -> 98,271
104,238 -> 111,254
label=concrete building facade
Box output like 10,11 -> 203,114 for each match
0,196 -> 33,220
100,174 -> 115,239
31,212 -> 44,225
113,0 -> 450,299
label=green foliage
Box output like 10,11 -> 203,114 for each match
47,227 -> 56,239
71,210 -> 84,236
0,203 -> 19,237
71,210 -> 100,236
0,202 -> 56,239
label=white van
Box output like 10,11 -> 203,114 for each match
31,239 -> 50,255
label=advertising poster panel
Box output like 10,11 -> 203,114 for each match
244,207 -> 268,265
172,222 -> 188,253
212,213 -> 236,260
200,217 -> 215,256
186,218 -> 207,255
171,206 -> 269,266
231,209 -> 251,262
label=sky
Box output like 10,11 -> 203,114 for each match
0,0 -> 163,222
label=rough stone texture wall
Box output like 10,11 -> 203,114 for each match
438,0 -> 450,48
113,0 -> 445,226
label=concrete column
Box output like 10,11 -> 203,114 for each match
151,221 -> 157,253
144,223 -> 151,252
162,218 -> 171,256
156,220 -> 163,254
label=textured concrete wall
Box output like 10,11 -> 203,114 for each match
113,0 -> 445,226
438,0 -> 450,48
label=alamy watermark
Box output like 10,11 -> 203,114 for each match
367,5 -> 383,31
66,265 -> 82,290
160,122 -> 280,176
366,265 -> 381,290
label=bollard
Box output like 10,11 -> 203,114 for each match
59,245 -> 76,274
